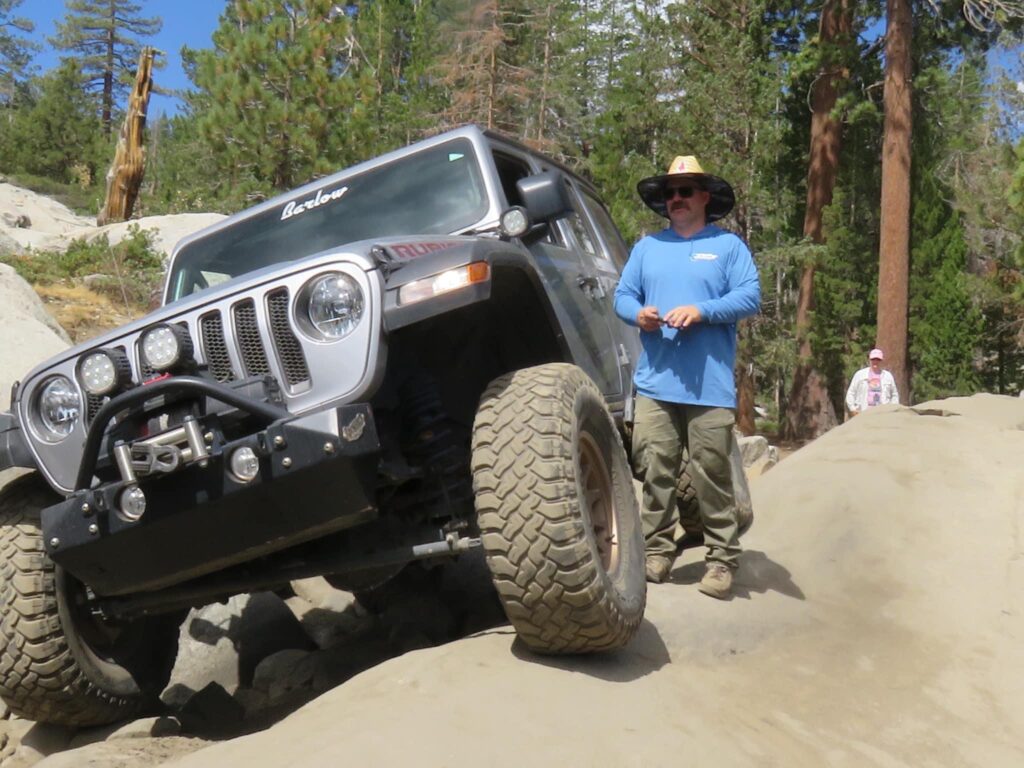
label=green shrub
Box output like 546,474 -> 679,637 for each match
0,225 -> 163,312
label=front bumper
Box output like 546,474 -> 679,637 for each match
42,403 -> 380,596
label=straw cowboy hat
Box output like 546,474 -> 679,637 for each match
637,155 -> 735,222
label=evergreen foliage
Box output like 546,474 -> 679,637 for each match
51,0 -> 162,133
3,1 -> 1022,407
0,61 -> 108,185
0,0 -> 35,107
184,0 -> 375,208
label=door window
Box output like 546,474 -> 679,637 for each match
579,189 -> 630,271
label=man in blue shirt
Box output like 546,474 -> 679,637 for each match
614,155 -> 760,598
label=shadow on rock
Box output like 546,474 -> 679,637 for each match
185,592 -> 315,686
160,556 -> 511,739
669,549 -> 805,601
510,619 -> 670,683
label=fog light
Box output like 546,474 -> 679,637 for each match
118,486 -> 147,522
140,323 -> 193,372
229,446 -> 260,483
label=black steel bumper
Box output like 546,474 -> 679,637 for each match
42,402 -> 381,597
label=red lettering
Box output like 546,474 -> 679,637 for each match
388,241 -> 461,260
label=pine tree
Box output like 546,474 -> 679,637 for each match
0,0 -> 35,108
433,0 -> 533,136
910,203 -> 982,400
185,0 -> 374,206
348,0 -> 448,154
51,0 -> 162,135
0,61 -> 107,181
783,0 -> 854,440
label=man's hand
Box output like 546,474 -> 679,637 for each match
636,306 -> 663,332
663,305 -> 702,329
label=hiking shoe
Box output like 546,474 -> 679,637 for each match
645,556 -> 673,584
698,562 -> 733,599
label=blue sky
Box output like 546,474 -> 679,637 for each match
19,0 -> 225,116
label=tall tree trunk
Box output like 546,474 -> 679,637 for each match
103,3 -> 116,135
782,0 -> 851,440
537,4 -> 553,144
877,0 -> 913,402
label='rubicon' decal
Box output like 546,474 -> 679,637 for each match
388,241 -> 461,260
280,185 -> 349,221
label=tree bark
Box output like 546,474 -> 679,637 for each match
98,48 -> 156,225
782,0 -> 851,440
877,0 -> 913,401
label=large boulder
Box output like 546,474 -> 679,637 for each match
0,264 -> 70,411
0,181 -> 226,258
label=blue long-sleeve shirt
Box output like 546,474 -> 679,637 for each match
613,225 -> 760,408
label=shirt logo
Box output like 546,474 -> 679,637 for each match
692,252 -> 718,261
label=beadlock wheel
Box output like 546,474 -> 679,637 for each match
0,475 -> 180,726
471,363 -> 646,654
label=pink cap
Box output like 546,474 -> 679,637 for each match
869,348 -> 884,360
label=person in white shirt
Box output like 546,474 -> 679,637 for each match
845,348 -> 899,417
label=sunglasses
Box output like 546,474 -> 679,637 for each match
663,186 -> 701,200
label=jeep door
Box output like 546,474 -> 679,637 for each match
489,148 -> 624,401
567,182 -> 641,381
554,179 -> 640,406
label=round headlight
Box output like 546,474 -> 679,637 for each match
79,349 -> 131,396
306,273 -> 364,339
140,324 -> 192,371
36,376 -> 81,440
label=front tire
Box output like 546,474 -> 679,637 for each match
472,364 -> 645,654
0,476 -> 181,726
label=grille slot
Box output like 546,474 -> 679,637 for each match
86,394 -> 106,421
267,289 -> 310,389
233,300 -> 270,376
200,312 -> 235,383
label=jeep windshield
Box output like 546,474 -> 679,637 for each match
167,138 -> 489,301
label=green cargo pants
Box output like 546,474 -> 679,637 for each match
631,396 -> 741,569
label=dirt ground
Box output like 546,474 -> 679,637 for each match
39,393 -> 1011,768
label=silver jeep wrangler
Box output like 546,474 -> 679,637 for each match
0,126 -> 646,726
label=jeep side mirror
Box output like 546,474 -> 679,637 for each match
516,171 -> 572,223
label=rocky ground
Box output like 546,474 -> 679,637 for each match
0,554 -> 509,768
1,183 -> 1020,767
0,437 -> 774,768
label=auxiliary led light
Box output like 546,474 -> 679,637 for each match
118,486 -> 147,522
140,324 -> 193,372
79,349 -> 132,396
229,446 -> 261,484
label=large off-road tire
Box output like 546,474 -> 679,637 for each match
0,476 -> 181,726
674,441 -> 754,545
472,364 -> 645,654
676,452 -> 702,535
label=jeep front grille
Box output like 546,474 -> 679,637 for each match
198,294 -> 311,391
267,289 -> 310,389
